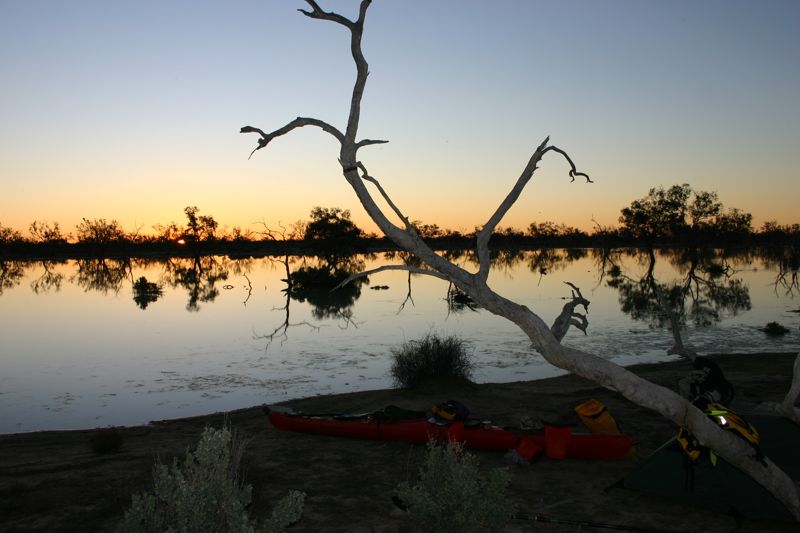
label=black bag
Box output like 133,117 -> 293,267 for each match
689,357 -> 734,406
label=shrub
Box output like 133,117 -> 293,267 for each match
390,333 -> 474,389
762,321 -> 790,335
117,426 -> 304,533
395,440 -> 516,533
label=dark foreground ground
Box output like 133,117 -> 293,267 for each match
1,353 -> 799,532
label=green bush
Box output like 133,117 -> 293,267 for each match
395,441 -> 516,533
117,426 -> 304,533
390,332 -> 474,389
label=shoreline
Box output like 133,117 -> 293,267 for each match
1,352 -> 798,532
1,351 -> 796,438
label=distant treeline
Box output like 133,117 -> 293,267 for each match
2,185 -> 798,259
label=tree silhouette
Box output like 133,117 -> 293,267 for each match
619,184 -> 752,244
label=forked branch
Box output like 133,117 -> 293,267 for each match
475,137 -> 592,279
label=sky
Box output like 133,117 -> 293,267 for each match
1,0 -> 798,237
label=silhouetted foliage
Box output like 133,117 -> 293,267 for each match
0,223 -> 23,244
183,206 -> 219,243
29,220 -> 68,244
132,276 -> 163,310
619,184 -> 752,244
75,218 -> 128,246
528,221 -> 586,240
304,207 -> 362,250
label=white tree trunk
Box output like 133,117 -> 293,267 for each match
242,0 -> 800,520
780,353 -> 800,424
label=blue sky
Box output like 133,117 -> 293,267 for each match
1,0 -> 798,235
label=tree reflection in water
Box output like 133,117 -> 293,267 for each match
0,260 -> 25,295
71,258 -> 131,295
287,255 -> 368,323
132,276 -> 163,310
162,256 -> 230,312
605,248 -> 752,334
29,261 -> 66,294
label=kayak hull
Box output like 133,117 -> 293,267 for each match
266,409 -> 634,460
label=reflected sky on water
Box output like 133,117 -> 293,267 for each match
0,248 -> 797,433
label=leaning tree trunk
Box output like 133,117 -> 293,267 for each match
781,353 -> 800,424
242,0 -> 800,519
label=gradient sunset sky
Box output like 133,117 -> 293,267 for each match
2,0 -> 798,237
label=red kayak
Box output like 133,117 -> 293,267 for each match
265,407 -> 634,460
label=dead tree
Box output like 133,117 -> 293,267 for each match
242,0 -> 800,519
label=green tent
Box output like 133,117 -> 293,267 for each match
622,414 -> 800,522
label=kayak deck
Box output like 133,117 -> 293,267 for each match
265,407 -> 634,460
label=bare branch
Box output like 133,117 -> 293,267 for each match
550,282 -> 591,342
356,138 -> 389,148
298,0 -> 358,29
474,138 -> 592,280
333,264 -> 449,291
241,117 -> 344,159
544,145 -> 594,183
353,161 -> 413,229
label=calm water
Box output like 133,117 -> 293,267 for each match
1,248 -> 797,433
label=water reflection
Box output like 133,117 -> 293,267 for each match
1,247 -> 798,433
132,276 -> 163,310
605,248 -> 752,328
287,255 -> 368,322
71,258 -> 131,295
161,256 -> 230,312
30,260 -> 66,294
0,260 -> 25,295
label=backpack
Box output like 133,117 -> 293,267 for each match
688,357 -> 735,405
677,402 -> 761,465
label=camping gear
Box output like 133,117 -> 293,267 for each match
676,403 -> 760,464
264,406 -> 635,460
622,413 -> 800,522
431,399 -> 469,422
544,425 -> 571,459
685,356 -> 735,405
575,398 -> 622,435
